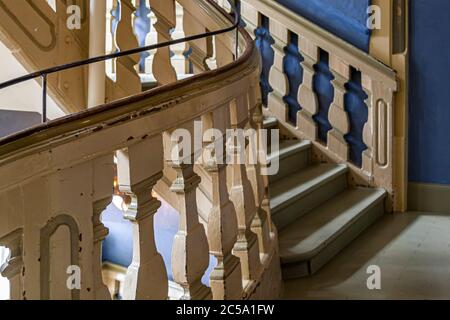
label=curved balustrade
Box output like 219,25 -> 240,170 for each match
0,0 -> 282,300
240,0 -> 399,210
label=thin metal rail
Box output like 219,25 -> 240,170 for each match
0,0 -> 240,123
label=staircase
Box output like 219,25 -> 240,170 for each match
264,117 -> 386,279
0,0 -> 402,301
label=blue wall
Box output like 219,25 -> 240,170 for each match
409,0 -> 450,185
276,0 -> 371,52
102,198 -> 215,285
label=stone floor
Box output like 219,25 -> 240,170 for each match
283,211 -> 450,300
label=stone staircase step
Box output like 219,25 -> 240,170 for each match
279,187 -> 386,279
263,116 -> 278,130
270,164 -> 348,231
268,140 -> 312,184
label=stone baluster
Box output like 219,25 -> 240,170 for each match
109,0 -> 120,55
168,144 -> 212,300
149,0 -> 177,85
91,155 -> 116,300
92,199 -> 112,300
267,19 -> 289,122
362,73 -> 374,175
298,37 -> 319,140
134,0 -> 152,73
183,10 -> 213,74
117,135 -> 168,300
228,95 -> 262,287
246,84 -> 272,256
327,55 -> 351,160
107,0 -> 120,74
114,0 -> 141,99
202,107 -> 242,300
0,229 -> 24,300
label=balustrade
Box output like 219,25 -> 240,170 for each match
0,0 -> 281,300
240,0 -> 399,209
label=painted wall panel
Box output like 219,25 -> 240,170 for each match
275,0 -> 371,52
409,0 -> 450,185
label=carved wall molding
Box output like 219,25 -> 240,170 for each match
40,214 -> 80,300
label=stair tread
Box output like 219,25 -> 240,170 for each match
268,139 -> 311,161
263,116 -> 278,129
270,164 -> 348,213
279,187 -> 386,264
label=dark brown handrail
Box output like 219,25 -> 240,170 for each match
0,0 -> 240,123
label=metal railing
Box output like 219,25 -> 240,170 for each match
0,0 -> 240,123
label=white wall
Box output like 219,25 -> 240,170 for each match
0,41 -> 65,120
0,247 -> 9,300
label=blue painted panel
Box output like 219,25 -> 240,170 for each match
409,0 -> 450,185
312,50 -> 334,143
344,68 -> 368,167
102,198 -> 215,285
275,0 -> 371,52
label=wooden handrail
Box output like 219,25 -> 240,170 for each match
0,0 -> 243,160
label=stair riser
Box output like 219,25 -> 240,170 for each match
281,198 -> 385,280
265,128 -> 278,150
269,150 -> 311,184
272,174 -> 347,231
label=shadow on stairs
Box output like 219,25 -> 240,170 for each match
264,117 -> 386,279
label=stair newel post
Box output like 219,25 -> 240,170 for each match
202,108 -> 243,300
328,55 -> 351,160
228,95 -> 262,287
167,128 -> 212,300
246,84 -> 272,256
183,10 -> 213,74
361,74 -> 396,210
114,0 -> 141,99
91,155 -> 116,300
297,37 -> 319,140
0,229 -> 24,300
149,0 -> 178,85
117,136 -> 168,300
